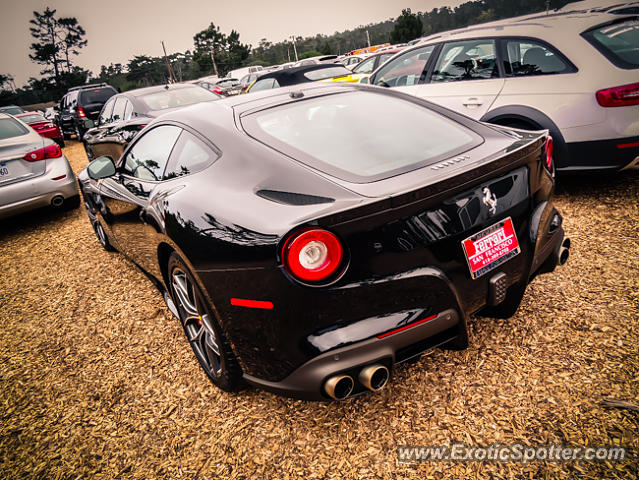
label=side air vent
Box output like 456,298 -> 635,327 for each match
256,189 -> 334,206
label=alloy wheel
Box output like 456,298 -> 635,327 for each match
171,268 -> 222,377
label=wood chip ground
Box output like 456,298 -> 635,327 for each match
1,141 -> 637,479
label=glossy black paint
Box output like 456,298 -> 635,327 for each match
78,83 -> 566,399
83,84 -> 221,161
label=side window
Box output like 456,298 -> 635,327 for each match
353,57 -> 376,74
122,125 -> 182,181
164,131 -> 218,179
250,78 -> 280,92
111,97 -> 128,123
373,45 -> 435,87
69,92 -> 78,108
123,100 -> 133,120
431,40 -> 498,82
504,39 -> 570,76
99,97 -> 116,125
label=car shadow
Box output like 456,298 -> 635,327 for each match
1,203 -> 80,240
555,169 -> 639,196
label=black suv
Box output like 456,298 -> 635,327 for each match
58,83 -> 117,140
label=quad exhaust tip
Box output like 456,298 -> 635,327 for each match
359,364 -> 390,392
558,237 -> 571,266
324,375 -> 354,400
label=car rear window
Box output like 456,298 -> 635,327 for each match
78,87 -> 118,104
304,66 -> 351,81
19,114 -> 47,124
138,87 -> 218,111
0,117 -> 29,140
242,91 -> 481,183
582,18 -> 639,69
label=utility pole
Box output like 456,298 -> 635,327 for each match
290,36 -> 298,62
162,41 -> 175,83
209,48 -> 219,77
366,30 -> 371,48
545,0 -> 550,14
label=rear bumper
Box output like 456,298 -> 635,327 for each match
241,225 -> 566,400
0,156 -> 77,220
560,135 -> 639,172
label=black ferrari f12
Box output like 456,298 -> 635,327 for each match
78,83 -> 570,400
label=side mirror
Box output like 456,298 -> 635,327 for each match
87,156 -> 116,180
84,119 -> 95,129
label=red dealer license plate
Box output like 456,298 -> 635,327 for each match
462,217 -> 520,280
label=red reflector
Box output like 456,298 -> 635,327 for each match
23,143 -> 62,162
617,140 -> 639,149
230,298 -> 274,309
596,82 -> 639,107
52,174 -> 66,180
544,136 -> 554,173
376,314 -> 437,339
77,106 -> 86,118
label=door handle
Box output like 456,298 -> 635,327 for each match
462,97 -> 483,108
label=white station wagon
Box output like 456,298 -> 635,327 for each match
365,11 -> 639,172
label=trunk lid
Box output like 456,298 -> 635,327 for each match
0,133 -> 47,187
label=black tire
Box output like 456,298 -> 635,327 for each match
93,220 -> 116,251
168,253 -> 242,391
57,137 -> 66,148
75,123 -> 85,141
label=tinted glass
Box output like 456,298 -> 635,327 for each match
304,66 -> 351,80
138,87 -> 218,111
373,45 -> 435,87
0,118 -> 29,140
505,39 -> 569,76
164,132 -> 217,179
99,97 -> 116,125
582,19 -> 639,69
250,78 -> 280,92
79,87 -> 117,104
244,91 -> 479,183
19,114 -> 47,124
111,97 -> 128,123
122,125 -> 182,181
431,40 -> 498,82
352,57 -> 376,74
0,106 -> 24,115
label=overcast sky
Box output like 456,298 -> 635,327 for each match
1,0 -> 467,87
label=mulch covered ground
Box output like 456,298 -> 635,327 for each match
1,140 -> 637,479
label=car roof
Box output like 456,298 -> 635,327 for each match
14,111 -> 44,118
122,83 -> 202,98
253,64 -> 349,85
416,10 -> 632,43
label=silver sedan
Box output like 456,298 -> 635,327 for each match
0,113 -> 78,220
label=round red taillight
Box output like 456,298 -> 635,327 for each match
282,229 -> 343,282
544,136 -> 554,173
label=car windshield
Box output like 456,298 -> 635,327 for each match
244,91 -> 480,183
1,106 -> 25,115
19,114 -> 47,124
78,87 -> 117,104
582,18 -> 639,69
303,66 -> 351,80
138,87 -> 218,111
0,117 -> 29,140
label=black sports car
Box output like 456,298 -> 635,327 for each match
246,63 -> 353,93
82,83 -> 221,162
78,83 -> 569,401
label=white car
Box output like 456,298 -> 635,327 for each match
0,113 -> 78,219
366,11 -> 639,172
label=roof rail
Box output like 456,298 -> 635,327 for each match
67,83 -> 110,92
